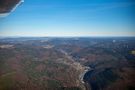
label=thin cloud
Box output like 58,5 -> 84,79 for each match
36,2 -> 135,8
87,2 -> 135,12
67,2 -> 135,13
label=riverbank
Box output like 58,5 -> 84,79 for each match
79,66 -> 90,84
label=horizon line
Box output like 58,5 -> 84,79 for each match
0,35 -> 135,38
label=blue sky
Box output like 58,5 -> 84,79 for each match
0,0 -> 135,37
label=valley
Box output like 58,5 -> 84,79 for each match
0,37 -> 135,90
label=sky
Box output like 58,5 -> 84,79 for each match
0,0 -> 135,37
